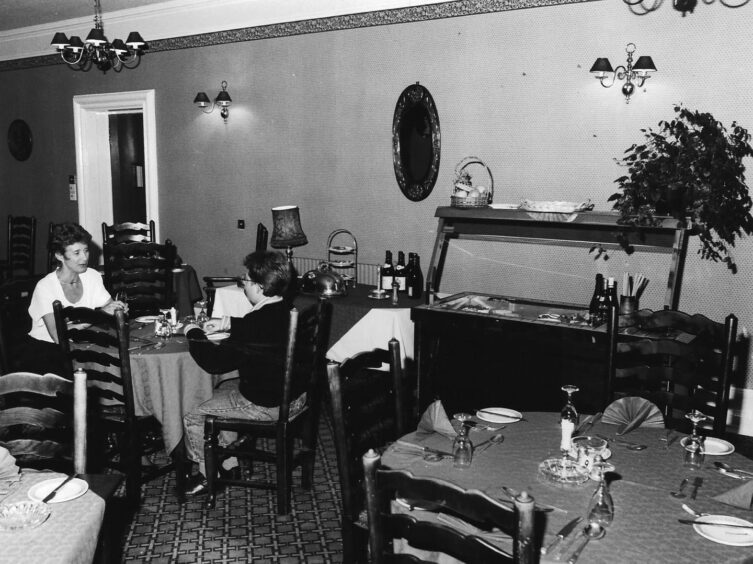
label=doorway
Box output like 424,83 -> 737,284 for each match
73,90 -> 159,255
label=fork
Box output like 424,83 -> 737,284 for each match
690,477 -> 703,500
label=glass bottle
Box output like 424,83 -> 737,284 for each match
380,251 -> 394,291
407,253 -> 424,299
596,278 -> 609,325
394,251 -> 407,292
453,424 -> 473,468
588,273 -> 604,325
606,277 -> 619,310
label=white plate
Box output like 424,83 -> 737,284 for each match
135,315 -> 158,323
489,203 -> 520,210
207,332 -> 230,342
693,515 -> 753,546
680,436 -> 735,455
476,407 -> 523,424
28,477 -> 88,504
0,501 -> 51,530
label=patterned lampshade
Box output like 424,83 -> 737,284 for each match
270,206 -> 308,249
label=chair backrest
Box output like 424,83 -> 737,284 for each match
0,277 -> 38,374
102,220 -> 156,245
47,221 -> 56,273
282,297 -> 332,424
6,215 -> 36,277
0,370 -> 86,474
102,240 -> 177,317
53,301 -> 136,421
607,308 -> 737,436
362,450 -> 537,564
326,339 -> 405,562
256,223 -> 269,251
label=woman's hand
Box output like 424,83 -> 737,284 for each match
101,299 -> 128,315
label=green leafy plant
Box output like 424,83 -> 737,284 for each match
600,104 -> 753,273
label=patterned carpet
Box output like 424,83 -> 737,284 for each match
118,413 -> 344,563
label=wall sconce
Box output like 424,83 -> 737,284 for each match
270,205 -> 308,262
590,43 -> 656,103
193,81 -> 232,122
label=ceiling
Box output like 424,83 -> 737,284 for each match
0,0 -> 159,33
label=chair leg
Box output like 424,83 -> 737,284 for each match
204,418 -> 218,509
172,441 -> 188,504
276,433 -> 293,515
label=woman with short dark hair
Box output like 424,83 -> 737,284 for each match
182,250 -> 299,495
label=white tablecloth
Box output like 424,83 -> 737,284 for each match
213,285 -> 251,318
327,307 -> 414,365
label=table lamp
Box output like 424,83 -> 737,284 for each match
270,205 -> 308,262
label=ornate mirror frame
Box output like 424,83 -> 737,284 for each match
392,83 -> 440,202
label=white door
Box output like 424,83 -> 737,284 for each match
73,90 -> 159,256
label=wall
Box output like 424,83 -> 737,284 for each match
2,2 -> 753,407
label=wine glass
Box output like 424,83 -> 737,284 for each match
195,300 -> 208,327
452,412 -> 474,468
561,385 -> 580,425
684,410 -> 707,469
587,456 -> 614,527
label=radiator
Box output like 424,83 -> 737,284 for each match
292,256 -> 379,287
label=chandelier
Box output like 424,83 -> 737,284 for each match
50,0 -> 148,73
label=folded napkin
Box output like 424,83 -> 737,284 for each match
713,480 -> 753,510
0,446 -> 19,480
416,400 -> 457,440
602,397 -> 664,435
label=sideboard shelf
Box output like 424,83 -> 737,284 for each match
427,206 -> 688,309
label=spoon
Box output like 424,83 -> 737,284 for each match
567,523 -> 605,563
714,461 -> 753,478
670,478 -> 688,498
681,504 -> 709,518
475,433 -> 505,452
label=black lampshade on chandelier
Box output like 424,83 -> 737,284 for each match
50,0 -> 148,73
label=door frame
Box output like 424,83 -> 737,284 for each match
73,89 -> 159,253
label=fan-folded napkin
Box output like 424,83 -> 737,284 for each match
602,396 -> 664,435
416,400 -> 457,440
0,446 -> 19,480
713,480 -> 753,510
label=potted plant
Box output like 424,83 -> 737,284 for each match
598,104 -> 753,273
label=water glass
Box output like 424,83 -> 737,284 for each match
453,425 -> 473,468
683,436 -> 705,469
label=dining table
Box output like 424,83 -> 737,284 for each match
212,284 -> 421,363
0,471 -> 106,564
381,411 -> 753,563
128,319 -> 238,456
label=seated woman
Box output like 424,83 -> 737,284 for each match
182,250 -> 303,495
19,222 -> 126,375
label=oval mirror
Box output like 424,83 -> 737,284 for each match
392,83 -> 440,201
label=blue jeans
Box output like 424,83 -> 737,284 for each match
183,379 -> 305,476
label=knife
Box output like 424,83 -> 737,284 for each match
679,519 -> 753,530
575,412 -> 602,436
541,516 -> 583,555
42,474 -> 76,503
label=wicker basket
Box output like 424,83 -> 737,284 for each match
450,156 -> 494,208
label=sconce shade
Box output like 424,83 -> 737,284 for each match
111,39 -> 127,54
68,36 -> 84,50
270,206 -> 308,249
193,92 -> 211,107
51,32 -> 69,48
633,56 -> 657,74
590,58 -> 614,75
215,89 -> 232,107
85,27 -> 106,45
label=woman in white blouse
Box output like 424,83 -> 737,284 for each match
19,222 -> 126,374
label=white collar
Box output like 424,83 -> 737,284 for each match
249,295 -> 283,312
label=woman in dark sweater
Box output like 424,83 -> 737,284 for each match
182,250 -> 301,494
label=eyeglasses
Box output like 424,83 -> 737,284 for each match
237,275 -> 254,288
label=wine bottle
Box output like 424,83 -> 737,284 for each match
588,273 -> 604,324
394,251 -> 407,292
596,278 -> 609,325
606,277 -> 619,309
380,251 -> 394,291
407,252 -> 424,299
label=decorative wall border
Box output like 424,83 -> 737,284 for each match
1,0 -> 597,72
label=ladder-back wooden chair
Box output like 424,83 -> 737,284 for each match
53,300 -> 175,508
0,277 -> 38,374
606,307 -> 737,437
203,298 -> 332,514
326,339 -> 406,563
363,449 -> 538,563
0,215 -> 36,281
102,240 -> 177,317
102,220 -> 156,245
